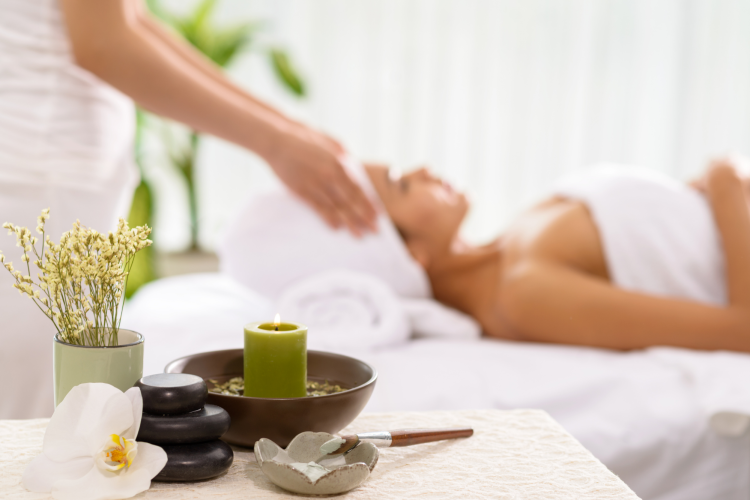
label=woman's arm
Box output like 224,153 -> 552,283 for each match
499,159 -> 750,351
59,0 -> 376,234
500,261 -> 746,351
704,159 -> 750,307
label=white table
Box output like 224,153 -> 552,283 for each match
1,409 -> 639,499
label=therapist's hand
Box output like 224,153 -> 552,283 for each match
265,124 -> 378,236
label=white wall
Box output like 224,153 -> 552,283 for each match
144,0 -> 750,250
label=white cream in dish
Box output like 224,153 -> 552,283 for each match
289,461 -> 330,482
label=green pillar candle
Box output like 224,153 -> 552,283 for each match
244,320 -> 307,398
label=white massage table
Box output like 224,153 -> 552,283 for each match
122,274 -> 750,500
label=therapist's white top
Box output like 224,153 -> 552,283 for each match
0,0 -> 137,187
0,0 -> 138,418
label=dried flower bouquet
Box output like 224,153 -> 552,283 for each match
0,209 -> 152,346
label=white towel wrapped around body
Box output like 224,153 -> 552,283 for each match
555,165 -> 750,437
555,164 -> 726,305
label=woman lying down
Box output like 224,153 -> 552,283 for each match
222,157 -> 750,352
361,158 -> 750,352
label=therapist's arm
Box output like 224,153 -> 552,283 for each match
131,1 -> 294,128
132,5 -> 352,161
59,0 -> 376,235
132,3 -> 347,158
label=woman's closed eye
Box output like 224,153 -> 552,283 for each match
386,169 -> 408,194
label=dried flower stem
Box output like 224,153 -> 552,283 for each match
1,210 -> 152,346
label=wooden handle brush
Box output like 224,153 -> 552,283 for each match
320,428 -> 474,456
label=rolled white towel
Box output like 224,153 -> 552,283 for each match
276,270 -> 410,353
276,270 -> 482,354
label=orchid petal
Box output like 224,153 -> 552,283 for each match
124,442 -> 167,480
21,454 -> 93,493
122,387 -> 142,441
52,443 -> 167,500
44,384 -> 134,461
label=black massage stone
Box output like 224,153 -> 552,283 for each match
152,440 -> 234,482
138,404 -> 231,445
136,373 -> 207,415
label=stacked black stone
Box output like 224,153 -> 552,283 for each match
135,373 -> 233,482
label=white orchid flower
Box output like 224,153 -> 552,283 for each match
22,383 -> 167,500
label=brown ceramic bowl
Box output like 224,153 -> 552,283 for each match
164,349 -> 377,448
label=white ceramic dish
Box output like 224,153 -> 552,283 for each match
254,431 -> 379,495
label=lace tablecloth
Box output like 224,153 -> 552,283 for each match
1,409 -> 639,499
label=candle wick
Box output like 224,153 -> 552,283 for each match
274,326 -> 279,331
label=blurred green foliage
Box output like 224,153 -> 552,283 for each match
270,48 -> 305,97
126,111 -> 156,299
154,0 -> 256,67
125,180 -> 155,299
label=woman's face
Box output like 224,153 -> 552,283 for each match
366,165 -> 469,243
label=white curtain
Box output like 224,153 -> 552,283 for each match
150,0 -> 750,248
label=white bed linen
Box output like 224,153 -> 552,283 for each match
122,274 -> 750,500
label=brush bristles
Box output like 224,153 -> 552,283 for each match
324,435 -> 359,456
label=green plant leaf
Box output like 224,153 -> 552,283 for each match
208,23 -> 255,67
193,0 -> 217,27
126,180 -> 156,298
164,0 -> 256,68
270,48 -> 306,97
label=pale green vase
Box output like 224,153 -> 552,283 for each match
53,329 -> 144,406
